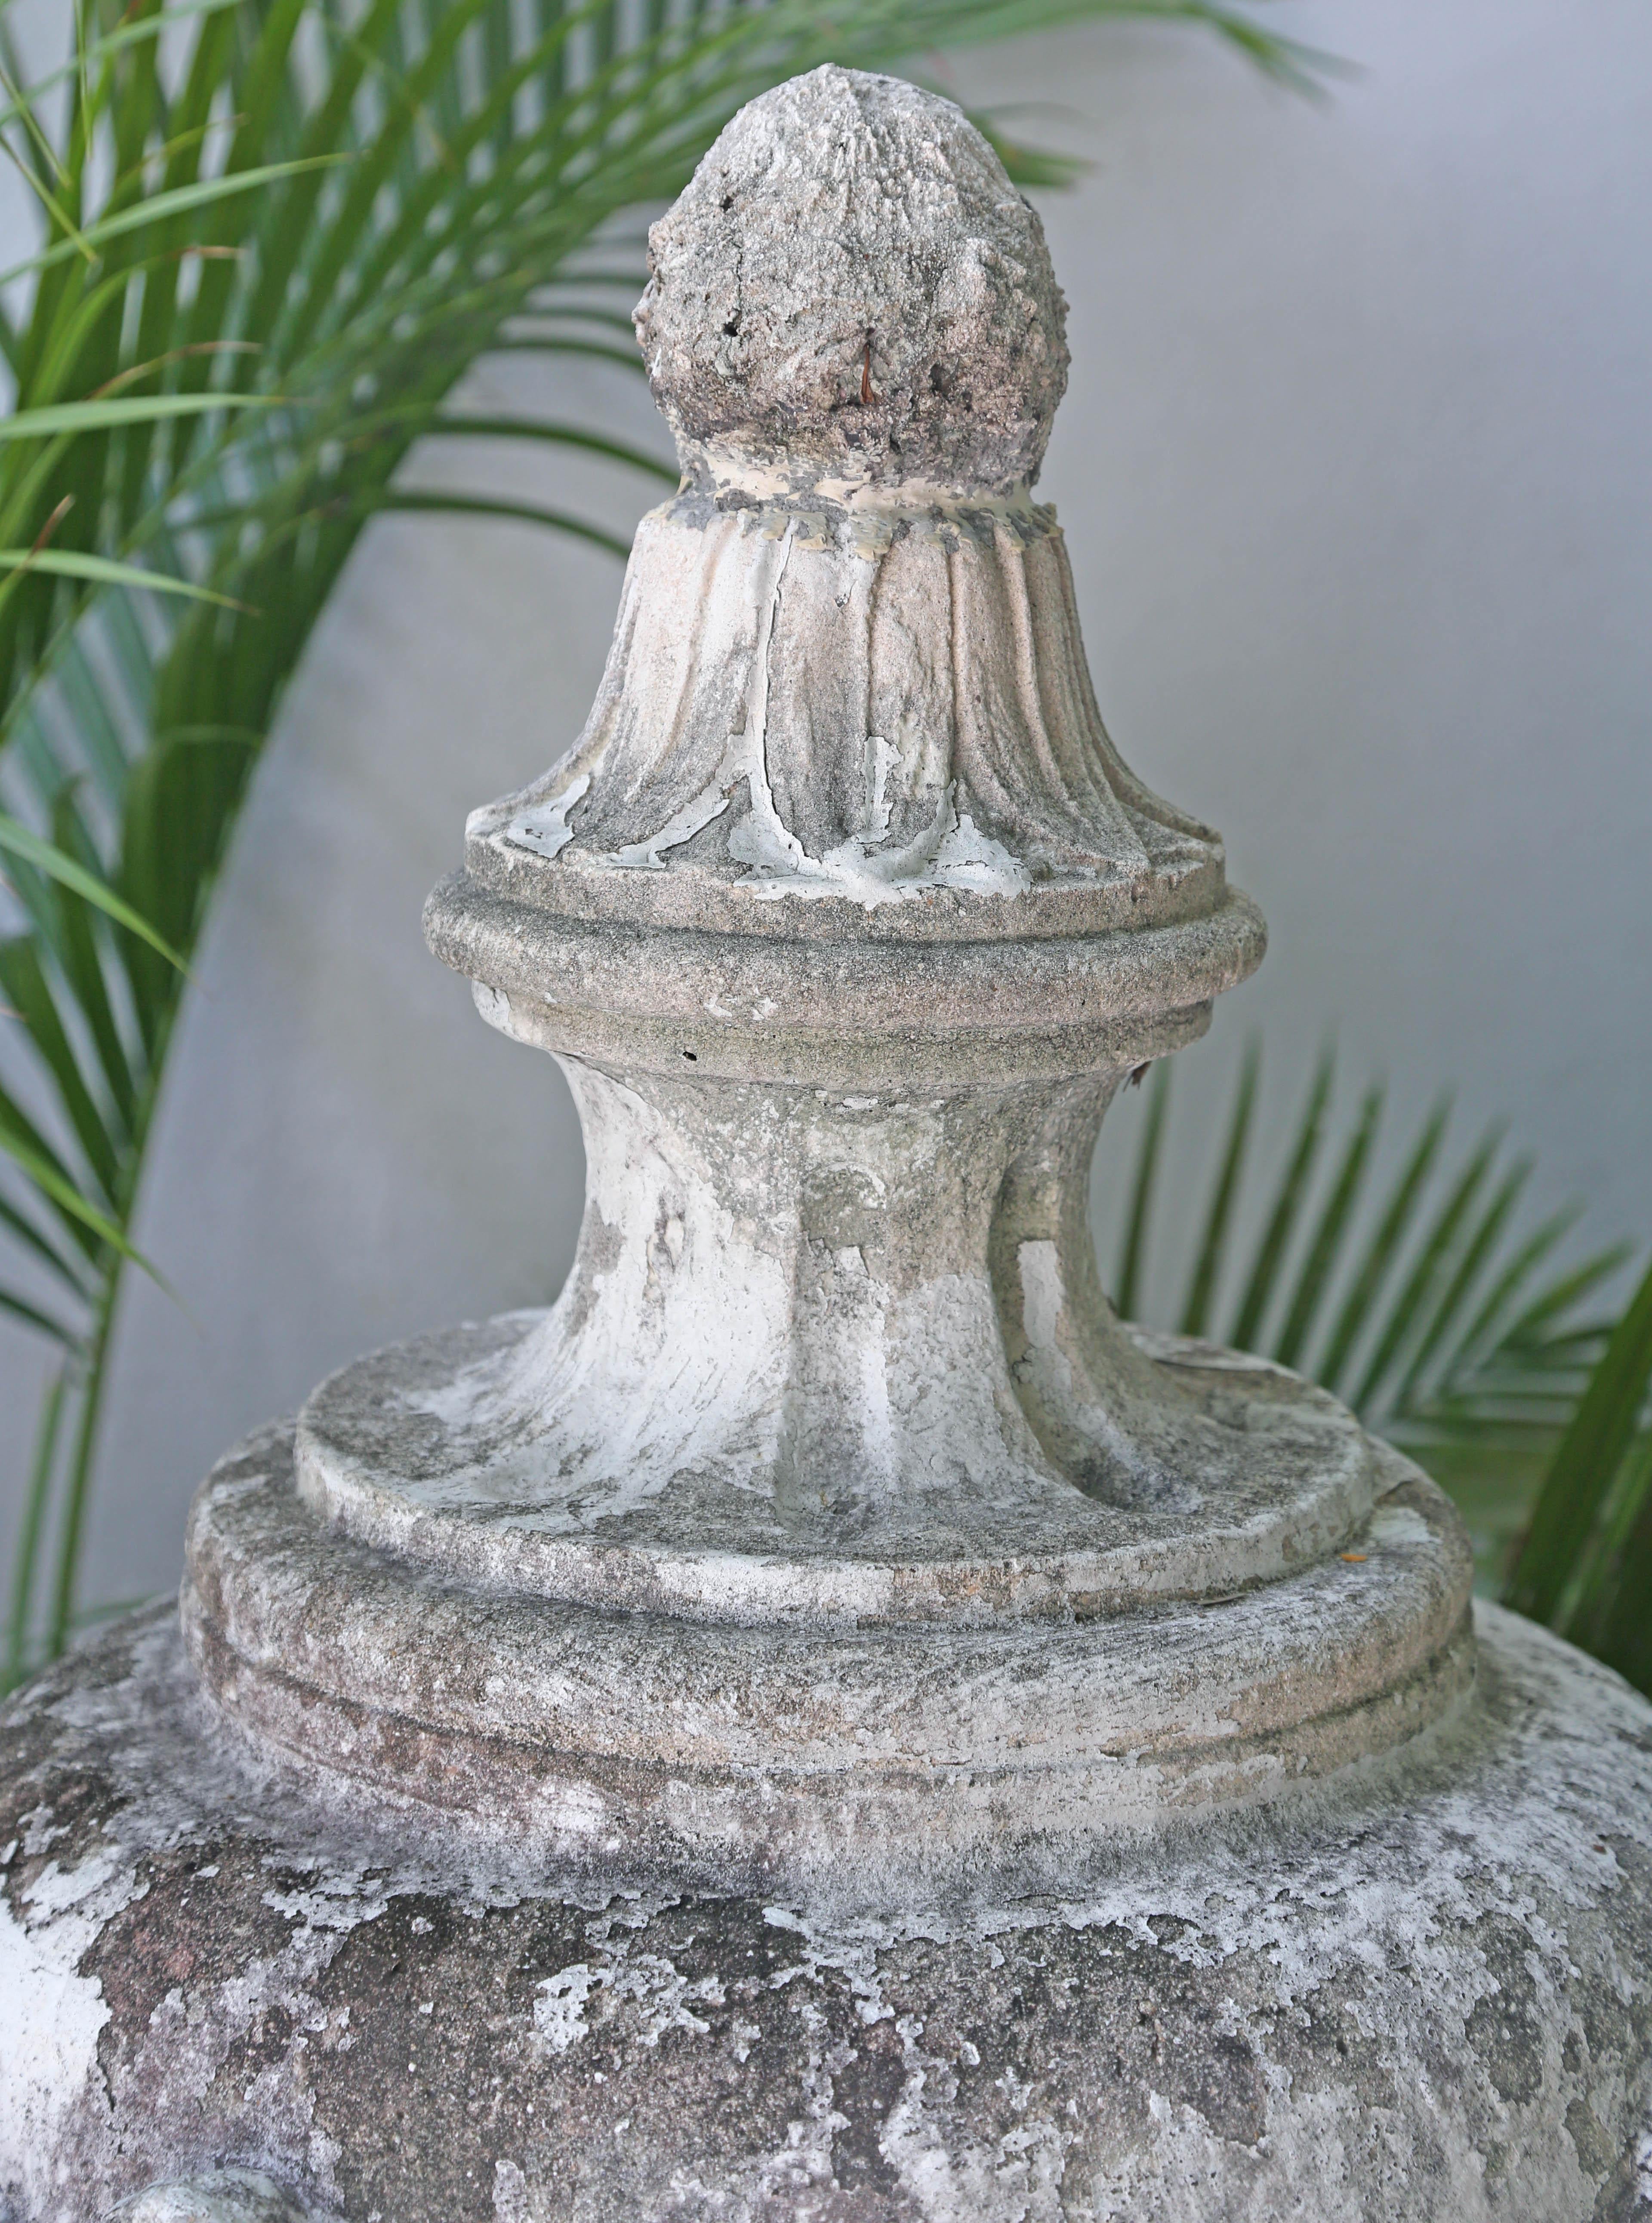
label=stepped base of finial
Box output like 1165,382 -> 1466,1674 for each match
181,1343 -> 1474,1894
292,1317 -> 1378,1626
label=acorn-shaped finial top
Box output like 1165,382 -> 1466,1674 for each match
634,66 -> 1070,502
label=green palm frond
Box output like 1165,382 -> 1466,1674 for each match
1506,1255 -> 1652,1653
1100,1044 -> 1641,1645
0,0 -> 1311,1687
0,808 -> 188,961
1559,1429 -> 1652,1693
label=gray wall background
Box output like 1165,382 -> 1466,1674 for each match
2,0 -> 1649,1613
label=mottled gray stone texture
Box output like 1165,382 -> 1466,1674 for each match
3,1603 -> 1651,2223
107,2170 -> 329,2223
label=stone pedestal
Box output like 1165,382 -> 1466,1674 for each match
2,65 -> 1648,2223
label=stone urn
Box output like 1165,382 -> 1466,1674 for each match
3,65 -> 1649,2223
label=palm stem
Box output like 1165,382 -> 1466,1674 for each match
45,1246 -> 122,1658
1228,1047 -> 1333,1354
1114,1062 -> 1168,1319
4,1354 -> 68,1690
1178,1034 -> 1257,1338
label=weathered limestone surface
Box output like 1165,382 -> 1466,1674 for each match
108,2172 -> 322,2223
3,1602 -> 1651,2222
477,68 -> 1223,937
3,64 -> 1649,2223
178,1420 -> 1473,1893
635,68 -> 1070,500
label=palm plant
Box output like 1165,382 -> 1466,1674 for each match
1505,1253 -> 1652,1692
0,0 -> 1322,1687
1101,1048 -> 1652,1689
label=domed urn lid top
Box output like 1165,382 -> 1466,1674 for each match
635,66 -> 1070,501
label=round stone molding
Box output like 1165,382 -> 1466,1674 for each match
292,1320 -> 1384,1628
183,1388 -> 1474,1891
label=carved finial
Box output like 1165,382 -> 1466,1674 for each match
181,68 -> 1472,1919
465,76 -> 1221,923
635,66 -> 1070,501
